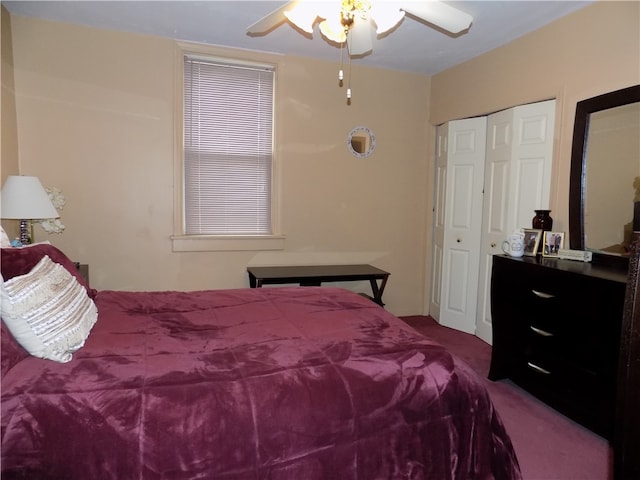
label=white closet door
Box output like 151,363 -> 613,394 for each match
475,100 -> 556,344
429,124 -> 448,321
439,117 -> 487,334
475,109 -> 513,344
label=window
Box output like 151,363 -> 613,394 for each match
183,55 -> 274,236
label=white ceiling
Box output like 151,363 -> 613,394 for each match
2,0 -> 593,75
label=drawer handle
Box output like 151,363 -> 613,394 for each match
527,362 -> 551,375
531,289 -> 555,299
530,326 -> 554,337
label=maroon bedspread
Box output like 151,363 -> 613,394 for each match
1,287 -> 520,479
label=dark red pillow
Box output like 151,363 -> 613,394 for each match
1,243 -> 97,299
1,320 -> 28,376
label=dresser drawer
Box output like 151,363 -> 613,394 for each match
512,348 -> 614,430
515,339 -> 603,396
522,306 -> 619,373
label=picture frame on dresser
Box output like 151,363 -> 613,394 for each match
542,231 -> 564,256
523,229 -> 542,256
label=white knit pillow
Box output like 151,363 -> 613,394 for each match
0,226 -> 10,247
0,255 -> 98,363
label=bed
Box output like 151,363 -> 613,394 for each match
1,243 -> 521,479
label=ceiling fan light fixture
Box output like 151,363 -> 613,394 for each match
248,0 -> 473,105
347,17 -> 373,55
248,0 -> 473,48
319,17 -> 347,43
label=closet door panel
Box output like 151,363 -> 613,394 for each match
512,156 -> 547,230
510,101 -> 556,216
486,160 -> 510,233
448,164 -> 475,230
476,109 -> 513,343
429,125 -> 448,320
430,243 -> 443,317
439,117 -> 486,334
444,249 -> 470,314
476,100 -> 556,344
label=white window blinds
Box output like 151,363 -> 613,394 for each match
183,55 -> 274,235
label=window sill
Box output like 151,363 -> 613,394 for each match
171,235 -> 285,252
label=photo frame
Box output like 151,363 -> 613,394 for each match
523,229 -> 542,256
542,231 -> 565,257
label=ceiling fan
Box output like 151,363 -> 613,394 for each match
247,0 -> 473,57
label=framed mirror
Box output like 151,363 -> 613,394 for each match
569,84 -> 640,267
347,126 -> 376,158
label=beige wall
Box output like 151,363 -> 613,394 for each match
1,6 -> 19,238
5,13 -> 431,315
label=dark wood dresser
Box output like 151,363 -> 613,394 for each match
489,254 -> 627,438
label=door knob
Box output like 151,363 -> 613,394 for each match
491,242 -> 496,247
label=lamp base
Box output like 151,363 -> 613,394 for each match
19,219 -> 31,245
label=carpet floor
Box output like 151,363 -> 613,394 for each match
400,315 -> 612,480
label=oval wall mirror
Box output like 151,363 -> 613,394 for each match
347,126 -> 376,158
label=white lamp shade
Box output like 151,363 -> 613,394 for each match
1,175 -> 59,220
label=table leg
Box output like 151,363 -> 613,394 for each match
369,275 -> 389,306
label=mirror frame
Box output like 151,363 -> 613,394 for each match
569,84 -> 640,267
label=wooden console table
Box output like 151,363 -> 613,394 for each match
247,264 -> 390,306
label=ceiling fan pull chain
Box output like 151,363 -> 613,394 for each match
346,40 -> 352,105
338,39 -> 345,86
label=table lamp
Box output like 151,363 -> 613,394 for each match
1,175 -> 59,245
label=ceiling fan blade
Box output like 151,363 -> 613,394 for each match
347,16 -> 374,56
247,1 -> 298,35
400,0 -> 473,34
284,2 -> 319,34
370,3 -> 405,35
